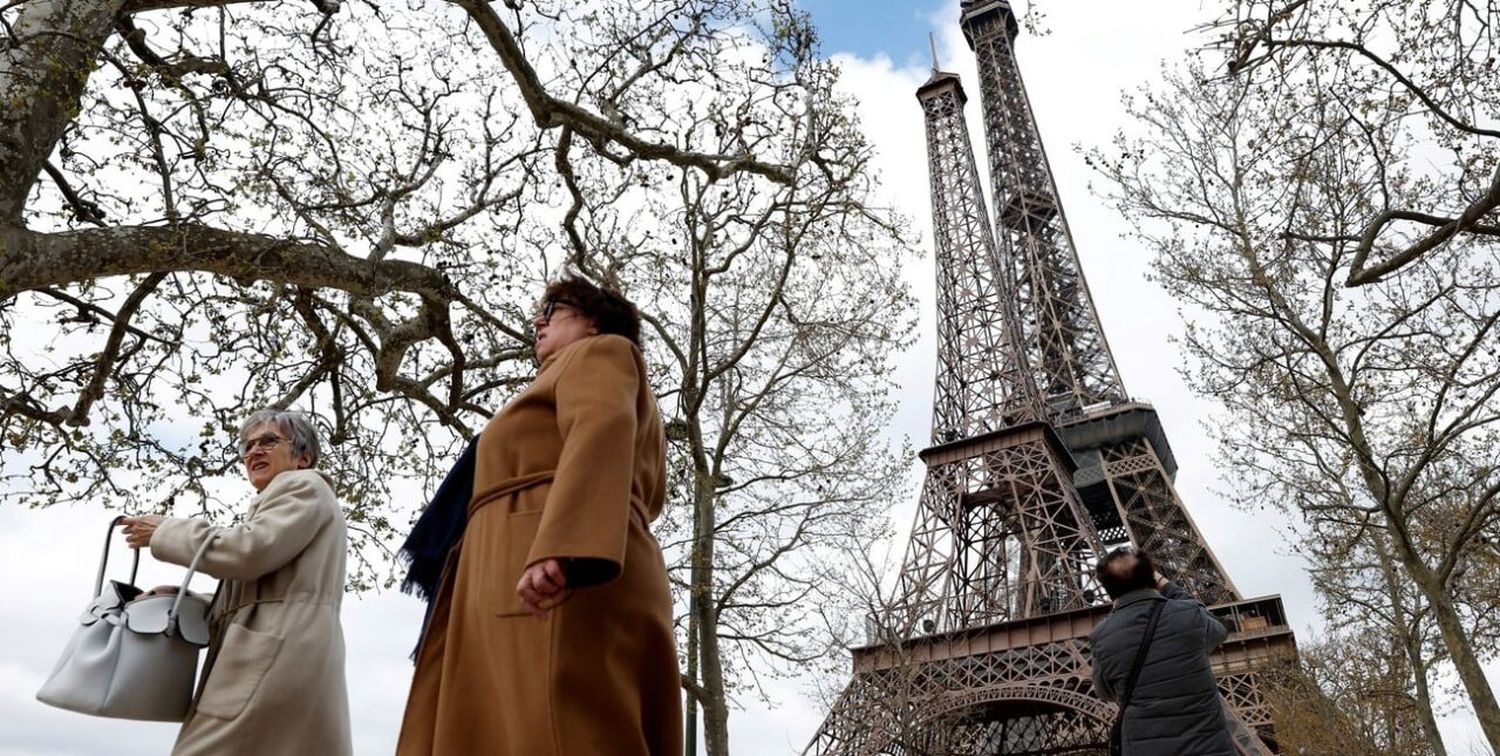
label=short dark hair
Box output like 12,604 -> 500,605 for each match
541,274 -> 642,346
1095,547 -> 1157,600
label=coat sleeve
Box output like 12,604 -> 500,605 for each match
527,335 -> 640,588
1162,580 -> 1229,650
150,471 -> 335,582
1203,607 -> 1230,649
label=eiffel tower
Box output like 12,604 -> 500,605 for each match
806,2 -> 1296,753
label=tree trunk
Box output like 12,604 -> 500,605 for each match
1305,313 -> 1500,754
1406,635 -> 1447,756
698,603 -> 731,756
1419,574 -> 1500,753
685,570 -> 700,756
1374,534 -> 1448,756
692,476 -> 731,756
1368,494 -> 1500,752
679,253 -> 732,756
1380,528 -> 1500,752
0,0 -> 125,221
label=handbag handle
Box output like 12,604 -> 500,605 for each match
168,530 -> 220,626
95,516 -> 142,597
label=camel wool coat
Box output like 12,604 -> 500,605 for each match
398,334 -> 682,756
150,468 -> 351,756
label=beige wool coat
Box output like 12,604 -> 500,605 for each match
398,334 -> 682,756
150,468 -> 351,756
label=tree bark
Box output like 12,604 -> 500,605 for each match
695,475 -> 732,756
1411,561 -> 1500,752
677,244 -> 732,756
684,466 -> 703,756
1347,418 -> 1500,752
697,606 -> 732,756
1352,409 -> 1500,753
0,223 -> 457,300
1406,633 -> 1448,756
1374,531 -> 1448,756
0,0 -> 127,221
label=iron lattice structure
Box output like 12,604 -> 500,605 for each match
965,3 -> 1123,419
807,2 -> 1296,754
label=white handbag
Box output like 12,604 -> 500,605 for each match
36,516 -> 217,721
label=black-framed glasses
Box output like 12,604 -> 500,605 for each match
241,433 -> 287,458
534,297 -> 579,325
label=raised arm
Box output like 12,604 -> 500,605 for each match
151,470 -> 335,582
1161,579 -> 1229,650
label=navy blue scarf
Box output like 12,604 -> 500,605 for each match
399,436 -> 479,658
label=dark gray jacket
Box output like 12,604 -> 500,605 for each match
1090,581 -> 1232,755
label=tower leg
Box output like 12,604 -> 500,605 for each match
892,425 -> 1102,635
1099,438 -> 1238,605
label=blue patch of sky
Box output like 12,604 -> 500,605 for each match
798,0 -> 950,65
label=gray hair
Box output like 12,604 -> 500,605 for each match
238,409 -> 321,468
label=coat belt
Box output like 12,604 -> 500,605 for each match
467,469 -> 556,518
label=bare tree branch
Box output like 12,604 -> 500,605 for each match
448,0 -> 794,184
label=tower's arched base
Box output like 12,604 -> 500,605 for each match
892,699 -> 1111,756
805,597 -> 1295,756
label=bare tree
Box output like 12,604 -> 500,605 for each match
804,541 -> 947,756
1207,0 -> 1500,285
1090,51 -> 1500,749
1296,500 -> 1450,754
1266,629 -> 1439,755
0,0 -> 866,582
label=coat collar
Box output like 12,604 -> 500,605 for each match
536,334 -> 613,376
250,468 -> 334,509
1113,588 -> 1165,610
538,347 -> 562,374
537,335 -> 587,375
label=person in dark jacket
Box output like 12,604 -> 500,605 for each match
1090,547 -> 1233,756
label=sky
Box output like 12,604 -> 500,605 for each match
799,0 -> 946,67
1,1 -> 1496,755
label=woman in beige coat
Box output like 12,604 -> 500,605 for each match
398,276 -> 681,755
121,409 -> 351,756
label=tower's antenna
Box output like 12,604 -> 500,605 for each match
929,32 -> 940,73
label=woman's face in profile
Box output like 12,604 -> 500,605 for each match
241,421 -> 309,491
533,300 -> 597,362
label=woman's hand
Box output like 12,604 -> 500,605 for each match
120,515 -> 164,549
517,559 -> 569,619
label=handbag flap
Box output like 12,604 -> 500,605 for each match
124,593 -> 212,646
78,581 -> 139,625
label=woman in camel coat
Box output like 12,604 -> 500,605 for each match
398,276 -> 681,756
121,409 -> 351,756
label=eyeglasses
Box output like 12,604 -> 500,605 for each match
533,298 -> 580,325
241,433 -> 288,458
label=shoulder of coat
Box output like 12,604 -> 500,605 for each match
558,334 -> 641,370
582,333 -> 638,356
261,468 -> 338,504
1089,615 -> 1114,642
